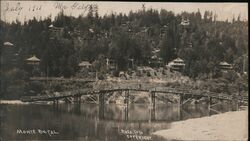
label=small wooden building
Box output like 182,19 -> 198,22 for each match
149,55 -> 163,68
106,58 -> 117,71
2,42 -> 18,69
168,58 -> 185,72
25,55 -> 41,76
219,61 -> 232,71
78,61 -> 92,69
49,24 -> 64,39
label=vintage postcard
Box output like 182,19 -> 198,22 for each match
0,1 -> 248,141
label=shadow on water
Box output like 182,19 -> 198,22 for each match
0,102 -> 236,141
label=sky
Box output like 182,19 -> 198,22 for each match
0,1 -> 248,23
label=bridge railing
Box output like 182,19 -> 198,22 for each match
20,86 -> 248,102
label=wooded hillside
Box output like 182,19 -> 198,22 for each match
1,5 -> 248,78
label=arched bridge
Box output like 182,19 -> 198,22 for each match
21,86 -> 248,104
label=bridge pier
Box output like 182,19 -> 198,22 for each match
53,100 -> 55,108
124,90 -> 130,121
149,91 -> 156,122
179,94 -> 183,105
124,107 -> 129,121
99,93 -> 105,119
151,91 -> 156,108
77,95 -> 81,104
53,99 -> 59,109
124,90 -> 130,106
208,97 -> 212,106
233,99 -> 239,111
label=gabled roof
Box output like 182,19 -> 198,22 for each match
78,61 -> 92,67
168,58 -> 185,66
4,42 -> 14,46
152,49 -> 160,54
219,61 -> 231,66
26,55 -> 40,62
173,57 -> 184,62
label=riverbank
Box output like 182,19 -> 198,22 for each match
153,109 -> 248,141
0,100 -> 28,104
0,100 -> 59,105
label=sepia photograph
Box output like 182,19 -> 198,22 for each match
0,1 -> 248,141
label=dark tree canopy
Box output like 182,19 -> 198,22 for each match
1,8 -> 248,79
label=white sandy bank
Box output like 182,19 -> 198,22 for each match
153,110 -> 248,141
0,100 -> 29,104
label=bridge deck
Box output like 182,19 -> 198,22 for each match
20,87 -> 248,102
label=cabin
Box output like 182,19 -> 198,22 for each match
160,25 -> 168,37
179,18 -> 190,32
219,61 -> 233,72
25,55 -> 41,76
78,61 -> 92,69
149,55 -> 163,68
49,24 -> 64,39
2,42 -> 18,69
168,58 -> 185,72
106,58 -> 117,71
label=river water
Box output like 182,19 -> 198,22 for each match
0,103 -> 236,141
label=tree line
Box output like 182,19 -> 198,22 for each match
1,5 -> 248,78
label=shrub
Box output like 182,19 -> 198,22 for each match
26,81 -> 45,95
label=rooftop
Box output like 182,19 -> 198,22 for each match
4,42 -> 14,46
78,61 -> 92,67
173,58 -> 184,62
26,55 -> 40,62
219,61 -> 231,66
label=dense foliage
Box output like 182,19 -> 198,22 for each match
1,6 -> 248,79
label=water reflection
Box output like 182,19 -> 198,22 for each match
0,103 -> 234,141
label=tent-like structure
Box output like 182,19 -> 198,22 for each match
26,55 -> 40,65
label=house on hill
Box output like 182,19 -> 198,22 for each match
76,61 -> 96,78
149,55 -> 163,68
180,18 -> 190,26
2,42 -> 18,69
78,61 -> 92,69
167,58 -> 185,72
106,58 -> 117,71
49,24 -> 64,39
219,61 -> 233,72
25,55 -> 41,76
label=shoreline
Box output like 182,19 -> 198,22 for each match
153,109 -> 248,141
0,100 -> 57,105
0,100 -> 29,105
